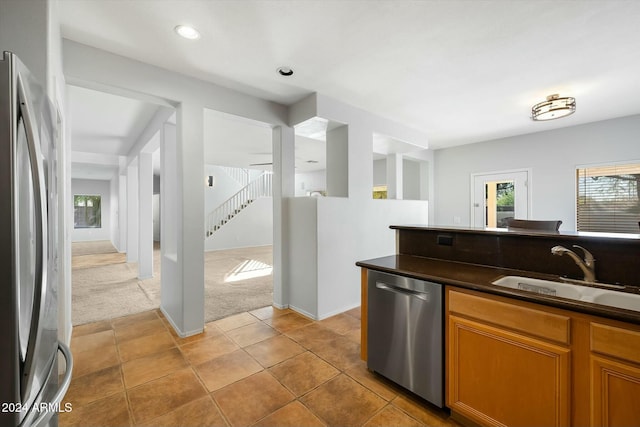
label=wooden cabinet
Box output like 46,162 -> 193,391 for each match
590,323 -> 640,427
447,290 -> 571,427
447,287 -> 640,427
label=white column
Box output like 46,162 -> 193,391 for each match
117,174 -> 127,253
419,160 -> 430,201
272,125 -> 295,309
160,103 -> 204,337
126,162 -> 139,262
386,153 -> 403,200
138,152 -> 153,279
326,125 -> 348,197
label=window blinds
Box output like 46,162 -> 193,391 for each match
576,164 -> 640,234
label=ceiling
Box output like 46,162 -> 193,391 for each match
60,0 -> 640,177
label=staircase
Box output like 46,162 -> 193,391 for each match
220,166 -> 250,187
206,172 -> 273,237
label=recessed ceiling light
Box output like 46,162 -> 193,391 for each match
174,25 -> 200,40
277,66 -> 294,76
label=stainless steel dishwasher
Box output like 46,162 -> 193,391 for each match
367,270 -> 443,407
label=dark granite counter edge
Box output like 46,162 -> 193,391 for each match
390,224 -> 640,242
356,254 -> 640,325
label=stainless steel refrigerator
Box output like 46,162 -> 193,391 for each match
0,52 -> 73,427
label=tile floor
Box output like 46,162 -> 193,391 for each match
60,306 -> 459,427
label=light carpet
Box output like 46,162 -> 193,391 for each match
71,242 -> 273,326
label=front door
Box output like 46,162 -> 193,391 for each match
472,170 -> 529,228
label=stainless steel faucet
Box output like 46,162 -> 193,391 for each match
551,245 -> 596,282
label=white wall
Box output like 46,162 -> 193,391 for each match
403,158 -> 421,200
373,159 -> 386,186
434,115 -> 640,230
288,197 -> 429,319
288,94 -> 431,319
71,179 -> 111,241
204,165 -> 272,250
294,170 -> 326,197
206,198 -> 273,251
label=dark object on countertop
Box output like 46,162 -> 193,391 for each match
507,219 -> 562,232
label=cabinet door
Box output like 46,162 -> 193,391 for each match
591,356 -> 640,427
448,315 -> 570,427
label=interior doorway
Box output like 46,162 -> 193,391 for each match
472,170 -> 530,228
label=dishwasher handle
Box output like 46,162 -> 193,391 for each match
376,282 -> 431,302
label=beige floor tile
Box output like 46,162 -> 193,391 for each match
253,401 -> 326,427
113,317 -> 167,343
61,365 -> 123,408
59,392 -> 131,427
72,343 -> 120,378
344,327 -> 362,344
117,329 -> 175,362
173,321 -> 224,346
122,347 -> 188,389
70,329 -> 115,354
214,312 -> 259,331
180,334 -> 239,365
319,313 -> 361,335
363,405 -> 423,427
226,322 -> 279,347
138,396 -> 228,427
344,364 -> 400,401
345,306 -> 362,320
249,305 -> 291,321
301,374 -> 386,427
285,323 -> 342,351
71,320 -> 113,338
213,371 -> 294,427
127,368 -> 207,424
244,335 -> 305,368
264,312 -> 314,333
268,352 -> 339,397
313,335 -> 363,371
111,310 -> 159,328
391,394 -> 456,426
194,349 -> 263,392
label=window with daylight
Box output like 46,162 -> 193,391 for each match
74,195 -> 102,229
576,163 -> 640,234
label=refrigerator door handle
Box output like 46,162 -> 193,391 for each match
16,72 -> 48,401
28,341 -> 73,427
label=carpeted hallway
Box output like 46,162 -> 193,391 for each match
71,241 -> 273,326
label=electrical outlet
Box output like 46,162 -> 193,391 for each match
453,216 -> 461,224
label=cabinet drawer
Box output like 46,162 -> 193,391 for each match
591,322 -> 640,364
448,290 -> 571,345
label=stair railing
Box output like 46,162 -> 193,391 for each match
220,166 -> 250,187
206,172 -> 273,237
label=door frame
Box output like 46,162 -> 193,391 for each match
470,168 -> 532,228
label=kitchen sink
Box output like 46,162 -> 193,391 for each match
492,276 -> 640,312
591,292 -> 640,312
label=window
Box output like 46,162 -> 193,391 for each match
577,163 -> 640,234
74,195 -> 101,228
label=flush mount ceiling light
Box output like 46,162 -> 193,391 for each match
174,25 -> 200,40
277,66 -> 294,76
531,94 -> 576,121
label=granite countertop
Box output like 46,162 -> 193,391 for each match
356,254 -> 640,325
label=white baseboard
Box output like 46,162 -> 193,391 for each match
160,306 -> 203,338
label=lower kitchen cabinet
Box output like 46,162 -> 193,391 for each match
447,292 -> 571,427
447,287 -> 640,427
590,323 -> 640,427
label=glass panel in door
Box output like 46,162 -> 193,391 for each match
473,171 -> 528,228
